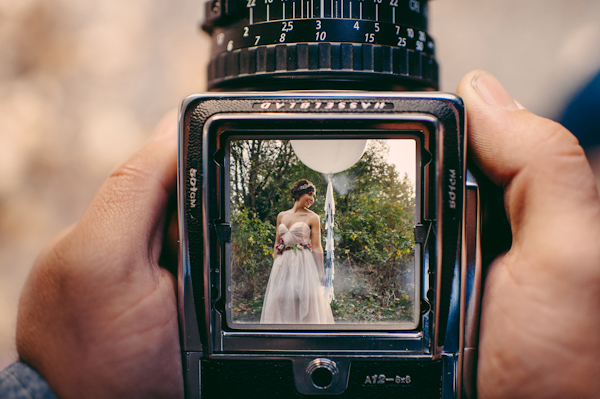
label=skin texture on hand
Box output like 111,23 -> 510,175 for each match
458,71 -> 600,398
16,112 -> 183,399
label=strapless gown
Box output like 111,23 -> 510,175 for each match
260,222 -> 334,324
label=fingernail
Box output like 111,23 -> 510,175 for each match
472,72 -> 520,110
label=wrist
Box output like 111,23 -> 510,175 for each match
0,361 -> 58,399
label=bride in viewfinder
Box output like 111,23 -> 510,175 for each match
260,179 -> 334,324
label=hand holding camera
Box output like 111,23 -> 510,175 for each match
15,113 -> 183,399
458,70 -> 600,399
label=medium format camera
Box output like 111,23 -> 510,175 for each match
177,0 -> 481,398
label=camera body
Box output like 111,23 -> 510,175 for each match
179,0 -> 481,397
177,91 -> 481,398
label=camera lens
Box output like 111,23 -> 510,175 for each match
202,0 -> 437,90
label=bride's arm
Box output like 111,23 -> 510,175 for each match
309,214 -> 325,278
273,213 -> 283,259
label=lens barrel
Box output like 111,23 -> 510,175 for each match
202,0 -> 437,91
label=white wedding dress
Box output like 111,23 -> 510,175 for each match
260,222 -> 334,324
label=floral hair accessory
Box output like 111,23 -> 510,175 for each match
298,183 -> 314,191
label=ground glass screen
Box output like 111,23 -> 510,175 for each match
226,137 -> 420,330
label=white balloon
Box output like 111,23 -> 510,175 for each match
291,140 -> 368,174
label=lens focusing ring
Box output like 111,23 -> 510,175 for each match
208,42 -> 437,90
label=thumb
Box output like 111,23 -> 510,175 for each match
458,71 -> 600,399
457,70 -> 600,253
68,111 -> 179,269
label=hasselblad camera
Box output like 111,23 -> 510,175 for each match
177,0 -> 482,397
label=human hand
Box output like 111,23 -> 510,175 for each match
458,71 -> 600,398
16,112 -> 182,399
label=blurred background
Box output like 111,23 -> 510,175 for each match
1,0 -> 600,368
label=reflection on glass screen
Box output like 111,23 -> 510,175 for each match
227,138 -> 419,330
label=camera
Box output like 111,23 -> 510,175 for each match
177,0 -> 481,398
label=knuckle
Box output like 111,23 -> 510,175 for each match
529,118 -> 587,170
41,234 -> 82,287
108,158 -> 155,195
545,119 -> 582,152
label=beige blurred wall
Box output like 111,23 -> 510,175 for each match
1,0 -> 599,368
0,0 -> 209,368
431,1 -> 600,118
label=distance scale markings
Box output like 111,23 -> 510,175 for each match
213,19 -> 434,54
246,0 -> 426,25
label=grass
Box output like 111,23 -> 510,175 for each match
230,290 -> 414,324
329,291 -> 413,323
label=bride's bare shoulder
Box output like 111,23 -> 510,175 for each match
276,210 -> 293,223
306,211 -> 320,225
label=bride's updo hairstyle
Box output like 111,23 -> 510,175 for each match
291,179 -> 315,201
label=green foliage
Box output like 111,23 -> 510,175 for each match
230,208 -> 274,303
